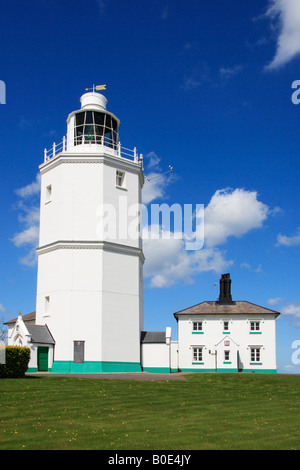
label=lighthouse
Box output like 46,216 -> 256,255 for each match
35,89 -> 144,373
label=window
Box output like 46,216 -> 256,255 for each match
84,111 -> 94,143
74,111 -> 84,144
193,347 -> 203,362
116,170 -> 125,188
44,296 -> 50,316
250,321 -> 260,332
74,111 -> 119,149
193,321 -> 203,332
250,348 -> 261,363
74,341 -> 85,364
223,321 -> 229,331
224,350 -> 230,362
45,184 -> 52,203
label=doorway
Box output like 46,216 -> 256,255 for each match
37,346 -> 49,372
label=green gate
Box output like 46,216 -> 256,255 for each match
37,347 -> 49,372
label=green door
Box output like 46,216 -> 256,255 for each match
37,347 -> 49,372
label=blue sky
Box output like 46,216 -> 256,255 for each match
1,0 -> 300,373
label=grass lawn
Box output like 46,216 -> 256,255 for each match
0,373 -> 299,450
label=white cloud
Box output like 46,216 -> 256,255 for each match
182,77 -> 203,91
11,212 -> 40,267
15,173 -> 40,198
11,225 -> 39,248
282,302 -> 300,327
201,188 -> 269,248
240,262 -> 263,273
276,228 -> 300,246
142,176 -> 168,205
282,302 -> 300,317
143,226 -> 231,288
220,65 -> 243,80
19,248 -> 39,268
282,364 -> 295,370
146,151 -> 161,170
181,64 -> 211,91
264,0 -> 300,70
142,151 -> 175,204
142,187 -> 270,288
268,297 -> 285,306
11,175 -> 41,267
16,203 -> 40,227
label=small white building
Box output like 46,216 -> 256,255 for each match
141,328 -> 172,373
173,274 -> 280,373
6,312 -> 55,372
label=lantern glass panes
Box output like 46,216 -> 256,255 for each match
74,111 -> 118,149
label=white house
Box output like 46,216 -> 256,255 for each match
6,90 -> 280,374
173,274 -> 280,373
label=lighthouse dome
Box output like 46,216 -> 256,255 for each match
66,91 -> 120,151
80,92 -> 107,111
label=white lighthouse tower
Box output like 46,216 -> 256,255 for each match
35,89 -> 144,373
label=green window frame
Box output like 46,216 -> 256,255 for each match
250,321 -> 261,334
192,321 -> 203,334
192,347 -> 204,364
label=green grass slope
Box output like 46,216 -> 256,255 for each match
0,373 -> 299,450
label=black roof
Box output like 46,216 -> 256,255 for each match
141,331 -> 166,344
27,325 -> 55,345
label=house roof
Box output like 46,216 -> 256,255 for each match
5,311 -> 36,325
173,300 -> 280,319
141,331 -> 166,343
26,325 -> 55,345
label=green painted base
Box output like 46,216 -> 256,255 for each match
50,361 -> 142,373
179,368 -> 277,374
241,369 -> 277,374
179,368 -> 238,373
26,364 -> 277,375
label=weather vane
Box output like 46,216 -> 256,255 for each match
85,84 -> 106,92
145,165 -> 175,182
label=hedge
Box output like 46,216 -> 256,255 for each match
0,346 -> 31,378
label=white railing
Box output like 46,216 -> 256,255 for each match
43,135 -> 143,165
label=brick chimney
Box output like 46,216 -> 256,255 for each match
218,273 -> 234,305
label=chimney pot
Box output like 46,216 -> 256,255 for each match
218,273 -> 233,305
